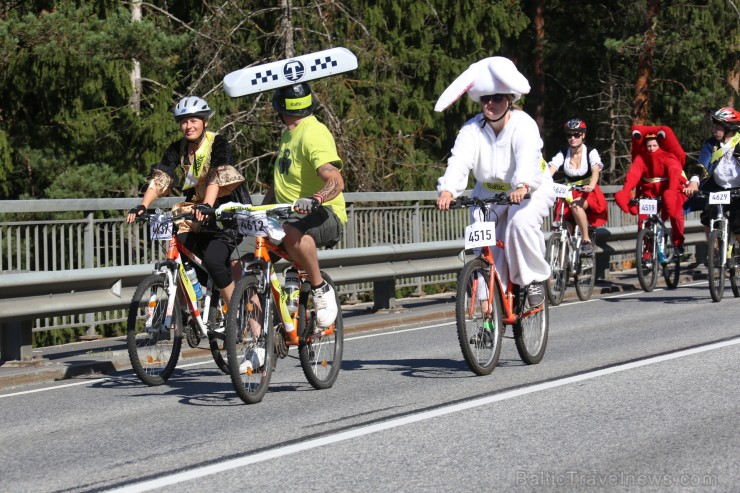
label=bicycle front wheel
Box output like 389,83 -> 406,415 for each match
298,272 -> 344,390
455,258 -> 503,376
729,241 -> 740,298
707,229 -> 726,302
514,288 -> 549,365
662,243 -> 680,290
574,254 -> 596,301
226,276 -> 274,404
126,273 -> 182,386
545,234 -> 569,306
636,228 -> 658,292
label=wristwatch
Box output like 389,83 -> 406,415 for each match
515,183 -> 530,192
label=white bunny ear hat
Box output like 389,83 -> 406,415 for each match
434,56 -> 531,112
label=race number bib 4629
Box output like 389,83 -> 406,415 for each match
465,222 -> 496,250
708,191 -> 731,204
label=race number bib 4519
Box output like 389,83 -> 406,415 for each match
465,222 -> 496,250
639,199 -> 658,215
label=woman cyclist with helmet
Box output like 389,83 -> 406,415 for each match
548,119 -> 608,256
683,107 -> 740,240
126,96 -> 251,307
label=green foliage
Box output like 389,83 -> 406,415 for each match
0,1 -> 737,199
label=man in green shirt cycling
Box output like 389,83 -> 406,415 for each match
262,82 -> 346,346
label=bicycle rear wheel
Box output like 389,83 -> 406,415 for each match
574,254 -> 596,301
126,273 -> 182,386
514,287 -> 549,365
729,241 -> 740,298
545,234 -> 569,306
226,276 -> 274,404
636,228 -> 658,292
662,243 -> 681,290
455,258 -> 503,376
298,272 -> 344,390
707,229 -> 726,302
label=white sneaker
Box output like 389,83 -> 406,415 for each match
312,282 -> 338,329
239,347 -> 265,374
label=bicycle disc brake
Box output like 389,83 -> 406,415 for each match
274,330 -> 289,359
183,314 -> 201,348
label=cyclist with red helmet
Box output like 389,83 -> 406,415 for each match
548,119 -> 608,256
683,107 -> 740,238
262,82 -> 345,343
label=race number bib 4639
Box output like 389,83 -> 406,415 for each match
639,199 -> 658,215
465,222 -> 496,250
150,216 -> 173,240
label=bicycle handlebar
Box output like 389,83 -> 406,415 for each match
692,189 -> 740,200
450,193 -> 530,209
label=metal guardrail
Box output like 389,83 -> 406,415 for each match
0,190 -> 703,362
0,220 -> 707,362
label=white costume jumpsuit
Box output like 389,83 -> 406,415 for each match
437,110 -> 555,287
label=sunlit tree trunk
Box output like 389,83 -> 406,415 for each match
532,0 -> 545,132
129,0 -> 142,114
280,0 -> 294,57
632,0 -> 660,124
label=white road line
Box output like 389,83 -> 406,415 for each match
106,336 -> 740,493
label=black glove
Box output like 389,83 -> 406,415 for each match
128,204 -> 146,216
195,203 -> 215,215
293,197 -> 320,213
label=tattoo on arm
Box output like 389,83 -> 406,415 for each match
316,163 -> 344,201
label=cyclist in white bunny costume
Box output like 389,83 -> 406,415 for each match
435,56 -> 555,307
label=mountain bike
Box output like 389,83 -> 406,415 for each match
696,189 -> 740,302
220,203 -> 344,404
632,196 -> 680,292
449,194 -> 549,376
126,209 -> 230,386
545,183 -> 597,306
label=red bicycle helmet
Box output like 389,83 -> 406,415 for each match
564,118 -> 587,133
710,107 -> 740,130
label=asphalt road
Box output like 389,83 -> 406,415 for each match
1,280 -> 738,492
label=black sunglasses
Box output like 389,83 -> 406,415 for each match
566,132 -> 583,139
480,94 -> 507,104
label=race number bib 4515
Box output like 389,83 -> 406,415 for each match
465,222 -> 496,250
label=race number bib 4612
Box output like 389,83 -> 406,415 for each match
236,211 -> 286,242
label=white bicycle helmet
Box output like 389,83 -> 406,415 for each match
173,96 -> 213,121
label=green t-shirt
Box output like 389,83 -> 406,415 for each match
273,115 -> 347,223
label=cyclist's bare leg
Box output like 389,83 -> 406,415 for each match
281,224 -> 323,286
570,199 -> 591,242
